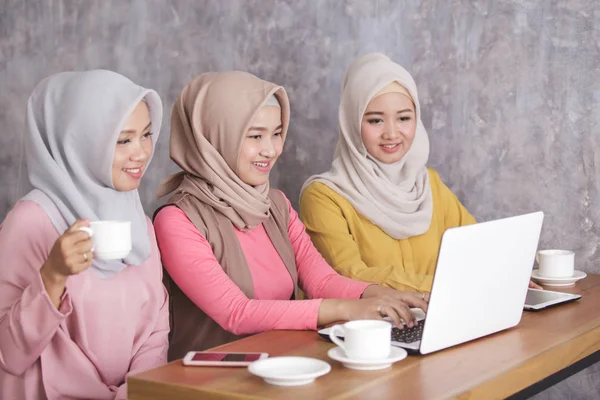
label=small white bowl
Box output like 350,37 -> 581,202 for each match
248,356 -> 331,386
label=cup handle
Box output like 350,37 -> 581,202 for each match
535,251 -> 539,264
329,325 -> 346,351
78,227 -> 94,251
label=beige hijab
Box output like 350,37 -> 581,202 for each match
157,71 -> 290,229
156,72 -> 297,358
301,53 -> 433,239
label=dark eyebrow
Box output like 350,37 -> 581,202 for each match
120,122 -> 151,134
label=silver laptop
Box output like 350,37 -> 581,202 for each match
320,211 -> 544,355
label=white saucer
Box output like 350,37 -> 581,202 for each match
327,346 -> 407,370
248,356 -> 331,386
531,269 -> 587,287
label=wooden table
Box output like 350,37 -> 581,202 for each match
129,274 -> 600,400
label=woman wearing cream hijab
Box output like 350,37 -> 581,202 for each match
299,53 -> 477,293
153,71 -> 428,360
0,70 -> 168,399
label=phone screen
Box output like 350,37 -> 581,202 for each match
191,352 -> 263,362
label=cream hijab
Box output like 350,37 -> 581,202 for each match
301,53 -> 433,239
23,70 -> 163,278
156,71 -> 290,230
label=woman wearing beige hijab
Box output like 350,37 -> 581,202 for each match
154,71 -> 428,360
299,53 -> 477,294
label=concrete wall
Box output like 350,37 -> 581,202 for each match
1,1 -> 598,397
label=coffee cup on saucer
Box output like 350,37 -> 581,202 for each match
329,320 -> 391,360
536,249 -> 574,278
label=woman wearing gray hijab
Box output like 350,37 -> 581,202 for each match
0,70 -> 168,399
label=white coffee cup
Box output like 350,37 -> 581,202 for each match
536,249 -> 574,278
79,221 -> 132,260
329,320 -> 391,360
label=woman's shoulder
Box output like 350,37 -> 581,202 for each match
152,205 -> 193,235
426,167 -> 442,184
3,200 -> 56,233
426,167 -> 448,195
301,181 -> 349,205
299,182 -> 355,224
302,181 -> 332,195
0,200 -> 58,256
153,204 -> 187,221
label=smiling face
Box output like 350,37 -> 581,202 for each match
111,101 -> 153,191
360,91 -> 417,164
236,105 -> 283,186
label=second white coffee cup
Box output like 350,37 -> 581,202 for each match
329,320 -> 391,360
79,221 -> 132,260
536,249 -> 574,278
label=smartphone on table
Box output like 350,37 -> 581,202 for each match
182,351 -> 269,367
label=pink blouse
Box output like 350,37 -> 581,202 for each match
0,201 -> 169,400
154,192 -> 370,335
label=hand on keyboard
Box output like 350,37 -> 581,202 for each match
391,320 -> 425,344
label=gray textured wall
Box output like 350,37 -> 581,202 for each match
1,0 -> 599,397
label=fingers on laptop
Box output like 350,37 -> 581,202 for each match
397,292 -> 429,313
377,298 -> 417,328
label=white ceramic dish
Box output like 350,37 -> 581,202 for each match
248,356 -> 331,386
531,269 -> 586,287
327,346 -> 407,370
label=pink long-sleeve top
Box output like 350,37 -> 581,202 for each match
153,192 -> 370,335
0,200 -> 169,400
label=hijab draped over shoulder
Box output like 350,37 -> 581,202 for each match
156,71 -> 298,358
301,53 -> 433,239
157,71 -> 290,230
23,70 -> 163,278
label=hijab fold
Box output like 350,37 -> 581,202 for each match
157,71 -> 290,231
23,70 -> 162,279
156,71 -> 298,358
301,53 -> 433,239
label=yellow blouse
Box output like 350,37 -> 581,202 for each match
299,168 -> 476,293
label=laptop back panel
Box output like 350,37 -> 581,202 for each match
419,211 -> 544,355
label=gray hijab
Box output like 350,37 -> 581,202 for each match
22,70 -> 162,279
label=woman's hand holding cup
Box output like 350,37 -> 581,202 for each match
40,219 -> 94,308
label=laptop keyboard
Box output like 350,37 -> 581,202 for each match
391,320 -> 424,343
